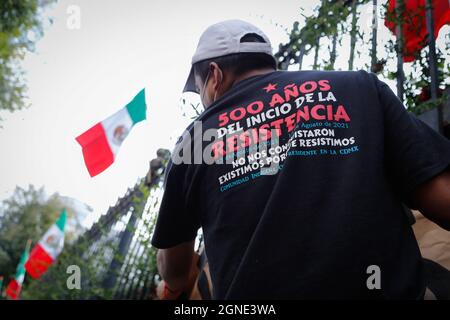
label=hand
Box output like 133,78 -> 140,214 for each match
156,280 -> 183,300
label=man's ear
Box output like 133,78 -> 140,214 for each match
210,62 -> 223,91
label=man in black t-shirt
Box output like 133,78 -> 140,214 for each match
151,19 -> 450,299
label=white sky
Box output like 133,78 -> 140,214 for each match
0,0 -> 447,227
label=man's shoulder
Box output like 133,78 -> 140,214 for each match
281,69 -> 378,93
284,69 -> 373,80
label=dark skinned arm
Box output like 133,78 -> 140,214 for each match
156,240 -> 197,298
412,167 -> 450,231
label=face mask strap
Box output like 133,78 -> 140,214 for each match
200,66 -> 222,107
200,69 -> 211,107
213,72 -> 222,103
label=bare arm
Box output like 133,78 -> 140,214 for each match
412,167 -> 450,231
156,240 -> 196,296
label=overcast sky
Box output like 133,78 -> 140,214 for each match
0,0 -> 447,227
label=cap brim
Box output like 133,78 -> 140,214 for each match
182,66 -> 198,94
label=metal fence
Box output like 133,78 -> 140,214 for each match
71,149 -> 170,300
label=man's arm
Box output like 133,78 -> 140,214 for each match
413,167 -> 450,231
156,240 -> 197,298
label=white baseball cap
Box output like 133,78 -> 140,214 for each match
183,19 -> 276,93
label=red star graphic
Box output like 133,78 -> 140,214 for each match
263,83 -> 277,93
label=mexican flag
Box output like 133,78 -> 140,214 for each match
25,210 -> 67,279
5,240 -> 31,300
76,89 -> 147,177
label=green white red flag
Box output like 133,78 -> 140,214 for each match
24,210 -> 67,279
76,89 -> 147,177
5,240 -> 31,300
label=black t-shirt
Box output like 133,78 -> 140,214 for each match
151,70 -> 450,299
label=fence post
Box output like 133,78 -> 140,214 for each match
103,188 -> 145,295
395,0 -> 405,101
425,0 -> 443,133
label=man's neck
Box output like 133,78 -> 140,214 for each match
205,68 -> 277,109
230,68 -> 276,89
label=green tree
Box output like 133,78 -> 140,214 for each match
22,182 -> 158,300
0,185 -> 78,280
0,0 -> 55,116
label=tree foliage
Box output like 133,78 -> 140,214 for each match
382,2 -> 450,115
21,182 -> 161,300
0,185 -> 78,284
276,0 -> 449,116
0,0 -> 54,116
274,0 -> 366,71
